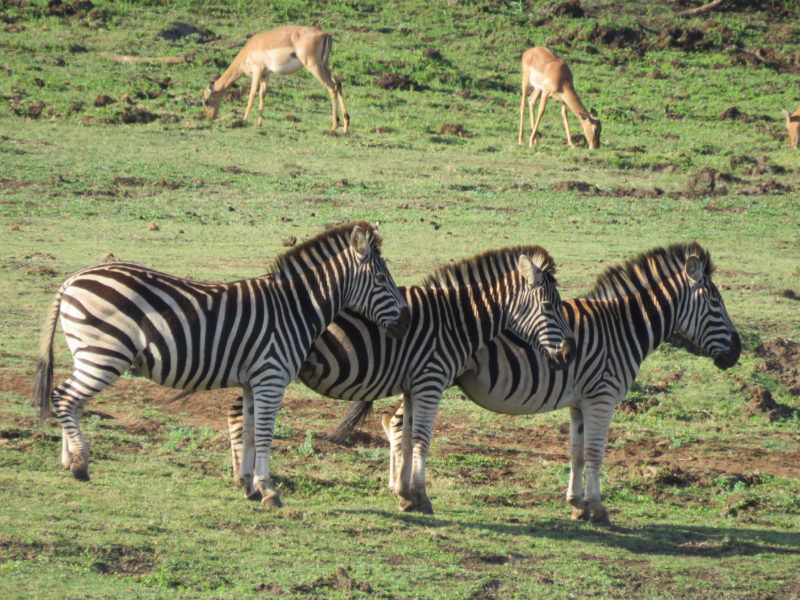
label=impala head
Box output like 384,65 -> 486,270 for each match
580,108 -> 601,149
675,245 -> 740,370
346,225 -> 409,339
782,108 -> 800,149
202,83 -> 224,121
508,251 -> 574,370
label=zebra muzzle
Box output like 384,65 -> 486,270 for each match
550,337 -> 576,370
713,330 -> 741,370
385,307 -> 410,339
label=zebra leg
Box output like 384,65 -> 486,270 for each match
381,397 -> 404,493
252,383 -> 286,507
52,374 -> 109,481
237,390 -> 261,500
567,407 -> 589,521
397,392 -> 439,514
582,400 -> 616,525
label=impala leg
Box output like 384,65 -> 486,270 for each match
396,396 -> 414,501
335,79 -> 350,133
518,72 -> 530,145
305,61 -> 342,131
256,75 -> 269,127
529,90 -> 545,147
561,101 -> 575,148
242,69 -> 262,124
567,407 -> 589,521
582,400 -> 616,525
252,382 -> 287,507
382,397 -> 404,493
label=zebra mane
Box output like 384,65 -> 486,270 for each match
589,242 -> 715,300
422,245 -> 557,289
267,221 -> 381,277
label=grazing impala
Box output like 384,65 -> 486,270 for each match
782,107 -> 800,149
518,47 -> 600,149
202,25 -> 349,132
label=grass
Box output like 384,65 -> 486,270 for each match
1,0 -> 800,598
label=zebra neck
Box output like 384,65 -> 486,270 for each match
272,264 -> 350,345
586,278 -> 684,366
438,285 -> 505,355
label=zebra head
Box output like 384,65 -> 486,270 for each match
509,252 -> 575,370
345,225 -> 410,339
676,248 -> 740,370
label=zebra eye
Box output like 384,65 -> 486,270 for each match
542,301 -> 553,310
375,272 -> 387,285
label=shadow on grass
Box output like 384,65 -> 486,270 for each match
344,509 -> 800,557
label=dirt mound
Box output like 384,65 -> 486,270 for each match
438,123 -> 474,138
754,338 -> 800,395
656,25 -> 713,51
375,73 -> 418,91
157,22 -> 217,43
745,386 -> 797,421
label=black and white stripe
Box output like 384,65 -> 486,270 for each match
229,246 -> 575,513
33,222 -> 409,506
362,242 -> 739,524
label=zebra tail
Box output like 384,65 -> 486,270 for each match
32,291 -> 61,424
324,400 -> 373,444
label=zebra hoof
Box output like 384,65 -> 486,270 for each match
590,512 -> 612,527
70,462 -> 90,482
399,499 -> 434,514
570,507 -> 591,521
261,493 -> 283,508
246,490 -> 263,502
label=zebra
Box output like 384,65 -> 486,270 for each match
33,222 -> 410,507
333,242 -> 740,524
228,245 -> 576,513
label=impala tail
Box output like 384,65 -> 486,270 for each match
325,400 -> 373,443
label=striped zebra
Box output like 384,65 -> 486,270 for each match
335,242 -> 740,524
33,222 -> 409,507
229,245 -> 575,513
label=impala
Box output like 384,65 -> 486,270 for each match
518,47 -> 600,149
202,25 -> 349,132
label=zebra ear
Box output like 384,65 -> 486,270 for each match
350,225 -> 370,262
518,254 -> 544,287
685,255 -> 704,283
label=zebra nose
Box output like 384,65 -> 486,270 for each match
386,306 -> 410,339
558,337 -> 575,367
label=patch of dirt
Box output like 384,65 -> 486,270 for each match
291,566 -> 371,594
157,22 -> 217,44
375,73 -> 419,91
552,180 -> 663,198
746,385 -> 797,421
729,154 -> 786,176
86,544 -> 157,575
737,180 -> 793,195
438,123 -> 474,138
754,338 -> 800,395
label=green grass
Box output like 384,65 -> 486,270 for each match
2,0 -> 800,598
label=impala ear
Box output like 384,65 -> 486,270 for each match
518,254 -> 544,287
350,226 -> 370,262
685,255 -> 704,284
782,109 -> 790,121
